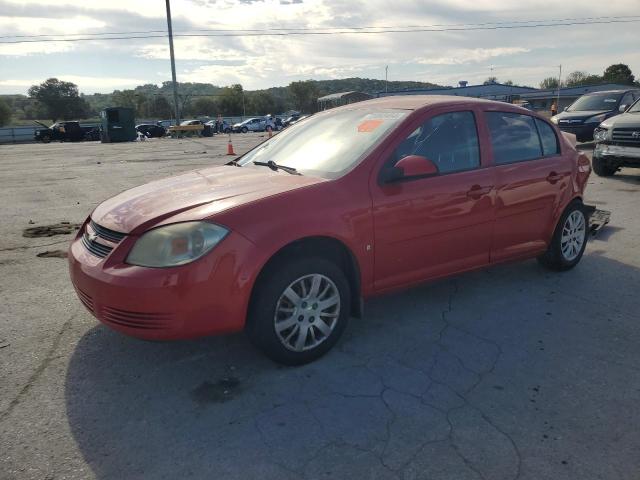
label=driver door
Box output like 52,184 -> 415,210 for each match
370,108 -> 495,292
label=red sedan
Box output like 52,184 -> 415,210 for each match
69,96 -> 592,364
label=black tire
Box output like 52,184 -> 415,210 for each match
241,127 -> 248,133
538,200 -> 588,271
41,135 -> 51,143
592,156 -> 617,177
246,257 -> 351,365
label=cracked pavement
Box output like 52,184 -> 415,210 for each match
1,137 -> 639,479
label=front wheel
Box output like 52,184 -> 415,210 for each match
241,127 -> 248,133
247,257 -> 350,365
538,200 -> 588,271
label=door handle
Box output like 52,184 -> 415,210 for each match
546,172 -> 562,184
466,185 -> 493,199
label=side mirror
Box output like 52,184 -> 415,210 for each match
563,106 -> 568,111
383,155 -> 439,183
619,104 -> 628,113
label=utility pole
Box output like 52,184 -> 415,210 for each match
385,65 -> 388,93
556,64 -> 562,111
165,0 -> 180,125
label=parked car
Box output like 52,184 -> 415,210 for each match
551,89 -> 640,142
136,123 -> 166,138
283,114 -> 301,127
34,121 -> 100,143
180,119 -> 204,126
69,96 -> 592,365
232,116 -> 276,133
205,119 -> 232,134
592,98 -> 640,176
288,115 -> 310,127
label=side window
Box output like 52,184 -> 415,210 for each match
621,93 -> 634,109
486,112 -> 542,164
535,119 -> 560,156
391,111 -> 480,174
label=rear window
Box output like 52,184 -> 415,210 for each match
535,119 -> 560,156
486,112 -> 542,164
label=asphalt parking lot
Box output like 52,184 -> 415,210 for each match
1,136 -> 639,480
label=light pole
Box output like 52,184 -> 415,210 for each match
165,0 -> 180,125
556,64 -> 562,111
385,65 -> 388,93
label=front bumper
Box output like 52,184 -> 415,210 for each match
558,123 -> 598,142
68,226 -> 256,340
594,143 -> 640,167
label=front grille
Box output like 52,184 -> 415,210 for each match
101,306 -> 175,330
612,127 -> 640,146
82,234 -> 113,258
90,220 -> 126,243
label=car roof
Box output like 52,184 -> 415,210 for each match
583,89 -> 640,96
331,94 -> 526,113
354,95 -> 520,110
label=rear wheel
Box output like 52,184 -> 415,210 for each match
538,200 -> 588,271
592,156 -> 617,177
247,257 -> 350,365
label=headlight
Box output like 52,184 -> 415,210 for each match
126,222 -> 229,268
585,113 -> 607,124
593,128 -> 609,143
550,116 -> 558,124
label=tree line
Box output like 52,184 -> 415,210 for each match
0,63 -> 637,127
0,77 -> 438,126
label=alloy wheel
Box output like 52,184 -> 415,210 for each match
561,210 -> 586,261
274,273 -> 341,352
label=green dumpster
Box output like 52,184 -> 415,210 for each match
100,107 -> 137,142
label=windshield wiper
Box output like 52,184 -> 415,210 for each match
253,160 -> 301,175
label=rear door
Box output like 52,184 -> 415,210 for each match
370,107 -> 496,291
484,111 -> 571,262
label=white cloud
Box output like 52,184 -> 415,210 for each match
0,76 -> 148,92
416,47 -> 531,66
1,0 -> 639,93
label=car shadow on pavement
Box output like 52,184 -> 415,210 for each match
65,252 -> 640,480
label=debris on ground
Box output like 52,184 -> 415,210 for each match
36,250 -> 68,258
23,222 -> 80,238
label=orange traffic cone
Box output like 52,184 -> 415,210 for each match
227,135 -> 236,155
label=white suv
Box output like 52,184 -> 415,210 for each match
232,116 -> 276,133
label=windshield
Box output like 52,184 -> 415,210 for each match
237,108 -> 408,178
567,93 -> 622,112
628,99 -> 640,113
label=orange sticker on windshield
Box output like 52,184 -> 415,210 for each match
357,119 -> 383,132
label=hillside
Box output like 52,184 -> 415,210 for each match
1,77 -> 445,123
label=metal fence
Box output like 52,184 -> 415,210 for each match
0,123 -> 101,144
0,116 -> 292,145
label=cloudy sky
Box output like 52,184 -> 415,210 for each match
1,0 -> 639,95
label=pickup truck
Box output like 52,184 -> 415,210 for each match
34,121 -> 100,143
592,99 -> 640,176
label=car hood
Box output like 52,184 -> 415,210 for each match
600,112 -> 640,128
92,166 -> 326,234
556,110 -> 610,122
